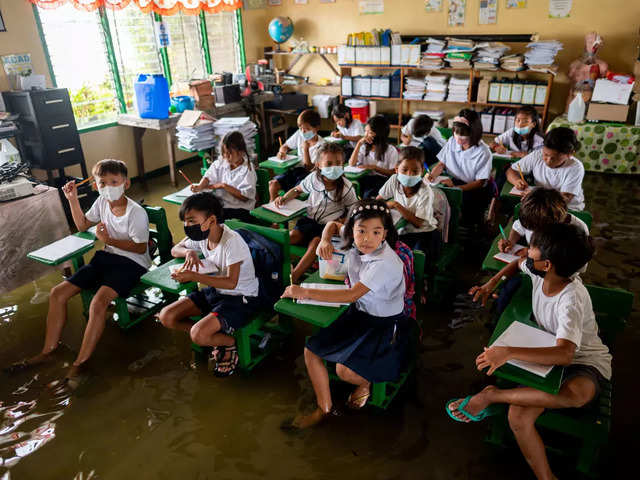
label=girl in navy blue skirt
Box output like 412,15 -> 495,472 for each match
281,199 -> 408,429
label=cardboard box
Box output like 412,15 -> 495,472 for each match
476,78 -> 490,103
189,80 -> 213,101
586,103 -> 629,122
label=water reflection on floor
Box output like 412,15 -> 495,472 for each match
0,167 -> 638,479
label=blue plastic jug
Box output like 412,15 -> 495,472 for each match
134,74 -> 170,119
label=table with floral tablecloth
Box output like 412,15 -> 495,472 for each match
547,115 -> 640,174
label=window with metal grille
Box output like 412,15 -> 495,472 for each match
164,12 -> 207,84
205,12 -> 241,74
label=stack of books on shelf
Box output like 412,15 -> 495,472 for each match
473,43 -> 510,71
501,54 -> 525,72
414,110 -> 445,124
447,76 -> 470,102
176,121 -> 216,152
403,76 -> 426,100
420,37 -> 446,70
424,74 -> 449,101
524,40 -> 563,74
445,37 -> 474,69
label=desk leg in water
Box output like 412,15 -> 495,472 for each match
133,127 -> 147,188
166,130 -> 177,187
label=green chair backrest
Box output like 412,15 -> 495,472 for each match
413,249 -> 425,299
436,186 -> 463,244
256,167 -> 271,205
224,219 -> 292,286
513,204 -> 593,230
586,284 -> 634,347
144,205 -> 173,264
437,127 -> 453,140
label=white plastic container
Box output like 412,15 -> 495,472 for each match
317,238 -> 348,281
567,92 -> 586,123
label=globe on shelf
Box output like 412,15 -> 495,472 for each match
268,16 -> 294,51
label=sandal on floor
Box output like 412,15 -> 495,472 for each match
211,345 -> 239,378
281,406 -> 341,432
445,396 -> 500,423
346,389 -> 371,410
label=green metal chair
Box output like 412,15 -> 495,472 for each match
436,127 -> 453,140
255,167 -> 271,206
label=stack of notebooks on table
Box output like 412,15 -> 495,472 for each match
176,121 -> 216,152
474,42 -> 510,71
445,37 -> 474,69
420,37 -> 446,70
447,76 -> 470,102
501,54 -> 525,72
424,74 -> 449,102
404,77 -> 426,100
213,116 -> 258,158
524,40 -> 562,74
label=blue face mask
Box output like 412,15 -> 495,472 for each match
397,173 -> 422,187
321,165 -> 344,180
514,126 -> 531,136
301,129 -> 315,141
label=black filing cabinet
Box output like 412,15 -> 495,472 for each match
2,89 -> 88,178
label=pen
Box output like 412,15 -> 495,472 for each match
178,169 -> 193,185
499,224 -> 507,241
491,275 -> 507,293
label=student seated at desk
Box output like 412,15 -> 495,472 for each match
491,105 -> 544,158
506,127 -> 585,211
6,159 -> 151,385
270,109 -> 326,201
275,142 -> 358,283
281,200 -> 408,429
331,103 -> 364,152
190,131 -> 256,223
448,224 -> 610,480
349,115 -> 399,198
377,146 -> 441,271
157,193 -> 260,377
427,109 -> 492,226
400,114 -> 446,167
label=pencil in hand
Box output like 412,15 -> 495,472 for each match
178,169 -> 193,185
516,164 -> 526,183
76,176 -> 93,187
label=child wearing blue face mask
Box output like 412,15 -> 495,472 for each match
491,106 -> 543,158
6,159 -> 151,384
269,109 -> 326,201
275,143 -> 359,283
377,146 -> 441,267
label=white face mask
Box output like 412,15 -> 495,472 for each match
98,183 -> 125,202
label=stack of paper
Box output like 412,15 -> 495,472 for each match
176,122 -> 216,151
444,38 -> 474,69
525,40 -> 563,72
296,283 -> 350,307
490,321 -> 557,377
421,37 -> 446,70
501,54 -> 525,72
262,198 -> 309,217
213,117 -> 258,158
425,74 -> 448,101
414,110 -> 444,123
474,42 -> 510,71
447,76 -> 470,102
404,77 -> 426,100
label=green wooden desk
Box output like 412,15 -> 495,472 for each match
140,258 -> 198,295
259,157 -> 300,175
492,154 -> 516,173
27,231 -> 97,268
250,205 -> 307,226
274,271 -> 349,328
344,166 -> 371,181
163,192 -> 187,206
488,278 -> 564,395
481,219 -> 515,272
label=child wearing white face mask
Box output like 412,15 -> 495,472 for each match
491,105 -> 544,158
428,109 -> 492,226
275,143 -> 358,283
7,159 -> 151,385
269,109 -> 326,201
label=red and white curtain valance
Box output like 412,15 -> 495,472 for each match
28,0 -> 242,15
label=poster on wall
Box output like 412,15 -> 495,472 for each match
243,0 -> 266,9
425,0 -> 443,11
478,0 -> 497,24
448,0 -> 466,26
359,0 -> 384,15
549,0 -> 572,18
506,0 -> 526,8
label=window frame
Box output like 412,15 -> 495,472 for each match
32,4 -> 246,134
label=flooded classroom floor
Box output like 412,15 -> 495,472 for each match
0,163 -> 638,480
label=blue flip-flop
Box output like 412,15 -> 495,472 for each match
445,396 -> 499,423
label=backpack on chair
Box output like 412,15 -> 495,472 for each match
236,229 -> 283,307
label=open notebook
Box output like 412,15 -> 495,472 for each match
490,321 -> 557,377
262,198 -> 309,217
169,260 -> 218,276
493,244 -> 526,264
296,283 -> 350,308
509,185 -> 534,196
29,235 -> 94,263
268,155 -> 298,163
426,175 -> 448,186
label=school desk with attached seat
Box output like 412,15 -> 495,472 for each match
485,277 -> 634,477
258,156 -> 300,176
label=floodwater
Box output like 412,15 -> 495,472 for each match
1,164 -> 638,480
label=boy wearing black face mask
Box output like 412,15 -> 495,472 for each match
157,192 -> 260,377
446,224 -> 610,480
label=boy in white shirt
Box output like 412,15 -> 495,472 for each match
448,223 -> 610,480
158,192 -> 260,377
400,114 -> 445,167
270,109 -> 326,201
7,159 -> 151,385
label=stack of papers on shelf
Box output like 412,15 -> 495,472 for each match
404,76 -> 426,100
213,117 -> 258,157
445,53 -> 472,69
296,283 -> 350,308
414,110 -> 444,122
425,74 -> 449,101
501,54 -> 525,72
474,42 -> 510,71
446,37 -> 475,50
447,76 -> 470,102
426,37 -> 447,53
525,40 -> 562,72
176,122 -> 216,151
490,321 -> 557,377
421,38 -> 447,70
262,198 -> 309,217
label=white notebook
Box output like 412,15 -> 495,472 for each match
262,198 -> 309,217
344,165 -> 366,173
509,185 -> 533,196
268,155 -> 298,163
490,321 -> 557,377
29,235 -> 94,262
426,175 -> 448,186
169,261 -> 218,276
296,282 -> 350,308
493,244 -> 526,264
324,136 -> 345,143
175,185 -> 196,198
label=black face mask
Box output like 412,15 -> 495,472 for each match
184,223 -> 209,241
525,257 -> 547,278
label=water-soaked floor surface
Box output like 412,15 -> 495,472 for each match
0,164 -> 638,480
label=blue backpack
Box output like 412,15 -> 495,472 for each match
236,229 -> 283,306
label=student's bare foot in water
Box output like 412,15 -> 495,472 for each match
346,384 -> 371,410
281,407 -> 339,431
3,351 -> 57,374
448,385 -> 497,422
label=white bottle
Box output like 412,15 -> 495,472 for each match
567,91 -> 586,123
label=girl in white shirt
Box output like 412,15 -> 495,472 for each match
331,104 -> 364,148
491,106 -> 544,158
349,115 -> 399,198
192,131 -> 257,223
428,109 -> 493,225
281,200 -> 408,429
275,143 -> 358,282
507,127 -> 585,211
